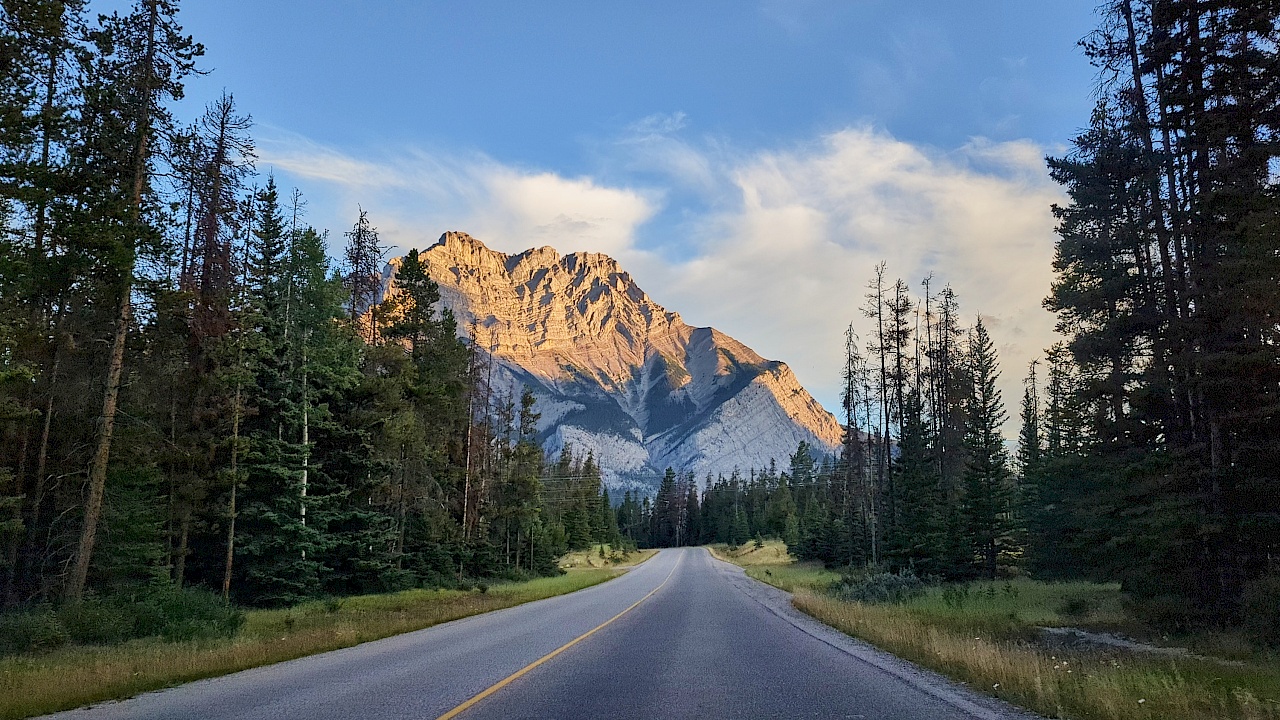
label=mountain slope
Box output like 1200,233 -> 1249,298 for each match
380,232 -> 843,489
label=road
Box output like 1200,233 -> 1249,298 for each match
46,548 -> 1038,720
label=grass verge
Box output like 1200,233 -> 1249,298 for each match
712,544 -> 1280,720
0,569 -> 623,720
559,544 -> 657,570
708,541 -> 838,592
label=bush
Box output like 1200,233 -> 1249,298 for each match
134,587 -> 244,642
1057,595 -> 1100,621
58,598 -> 133,645
0,607 -> 68,655
941,583 -> 971,610
0,587 -> 243,655
830,570 -> 927,604
1241,572 -> 1280,647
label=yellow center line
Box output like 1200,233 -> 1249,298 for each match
435,551 -> 684,720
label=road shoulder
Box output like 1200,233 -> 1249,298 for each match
707,551 -> 1045,720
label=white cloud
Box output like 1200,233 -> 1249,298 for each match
256,131 -> 658,261
628,111 -> 689,135
261,125 -> 1064,436
468,170 -> 658,258
652,128 -> 1062,433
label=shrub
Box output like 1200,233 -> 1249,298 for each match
0,607 -> 68,655
58,598 -> 133,645
1125,593 -> 1203,633
1241,572 -> 1280,647
0,587 -> 242,655
830,570 -> 927,604
136,587 -> 244,642
1057,595 -> 1099,621
941,583 -> 971,610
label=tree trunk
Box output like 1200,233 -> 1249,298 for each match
66,290 -> 130,601
174,508 -> 190,587
222,381 -> 241,602
301,360 -> 308,528
66,0 -> 159,603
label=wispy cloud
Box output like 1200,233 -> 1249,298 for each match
261,124 -> 1063,434
257,130 -> 659,261
627,111 -> 689,136
654,128 -> 1062,424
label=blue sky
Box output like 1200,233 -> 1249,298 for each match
160,1 -> 1101,424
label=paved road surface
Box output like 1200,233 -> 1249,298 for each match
46,548 -> 1038,720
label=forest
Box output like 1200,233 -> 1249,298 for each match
1,0 -> 1277,652
629,0 -> 1280,642
0,0 -> 619,636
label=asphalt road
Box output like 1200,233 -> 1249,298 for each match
46,548 -> 1039,720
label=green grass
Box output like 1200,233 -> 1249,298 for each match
0,569 -> 625,720
712,544 -> 1280,720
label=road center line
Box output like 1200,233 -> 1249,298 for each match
434,551 -> 683,720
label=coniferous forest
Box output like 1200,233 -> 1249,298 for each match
0,0 -> 618,624
1,0 -> 1278,654
629,0 -> 1280,642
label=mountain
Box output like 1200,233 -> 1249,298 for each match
379,232 -> 843,490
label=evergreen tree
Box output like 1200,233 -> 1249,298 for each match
886,388 -> 942,573
959,318 -> 1014,580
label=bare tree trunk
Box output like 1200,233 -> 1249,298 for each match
395,447 -> 406,570
301,359 -> 309,530
67,1 -> 159,603
221,382 -> 241,602
174,508 -> 190,587
67,290 -> 130,601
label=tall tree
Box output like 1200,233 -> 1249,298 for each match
343,208 -> 384,344
959,318 -> 1013,580
67,0 -> 201,602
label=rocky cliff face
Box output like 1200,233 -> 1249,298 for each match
380,231 -> 844,490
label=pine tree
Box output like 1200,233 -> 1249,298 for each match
67,0 -> 202,602
959,318 -> 1014,580
887,387 -> 942,573
343,208 -> 384,344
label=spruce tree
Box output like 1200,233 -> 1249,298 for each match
959,318 -> 1014,580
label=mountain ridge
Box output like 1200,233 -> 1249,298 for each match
379,231 -> 843,489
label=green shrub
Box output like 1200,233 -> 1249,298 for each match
941,583 -> 971,609
58,598 -> 133,645
0,587 -> 242,655
1241,572 -> 1280,647
830,570 -> 927,604
0,607 -> 70,655
136,587 -> 244,642
1057,594 -> 1100,621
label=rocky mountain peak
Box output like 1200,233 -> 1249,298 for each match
384,232 -> 842,489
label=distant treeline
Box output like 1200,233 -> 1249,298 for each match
0,1 -> 618,611
624,269 -> 1020,587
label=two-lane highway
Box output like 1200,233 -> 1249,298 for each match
46,548 -> 1037,720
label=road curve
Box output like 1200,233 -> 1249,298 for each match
45,548 -> 1039,720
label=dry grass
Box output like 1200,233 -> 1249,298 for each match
708,543 -> 838,593
0,570 -> 620,720
559,544 -> 657,570
795,590 -> 1280,720
707,540 -> 794,566
712,544 -> 1280,719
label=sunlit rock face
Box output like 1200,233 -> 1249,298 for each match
379,231 -> 843,491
